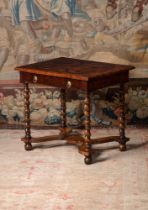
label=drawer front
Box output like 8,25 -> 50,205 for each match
20,72 -> 67,88
20,72 -> 88,90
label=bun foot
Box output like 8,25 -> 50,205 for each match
84,156 -> 92,165
25,142 -> 33,151
119,144 -> 126,152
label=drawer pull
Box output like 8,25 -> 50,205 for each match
33,75 -> 38,83
67,81 -> 72,88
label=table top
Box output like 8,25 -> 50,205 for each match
16,57 -> 135,81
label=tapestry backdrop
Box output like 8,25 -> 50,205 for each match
0,0 -> 148,127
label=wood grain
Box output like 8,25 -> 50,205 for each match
16,57 -> 134,164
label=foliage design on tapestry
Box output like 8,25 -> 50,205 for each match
0,87 -> 148,126
0,0 -> 148,74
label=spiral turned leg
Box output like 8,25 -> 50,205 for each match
60,89 -> 66,128
24,82 -> 32,151
84,92 -> 92,164
119,83 -> 126,151
60,89 -> 67,139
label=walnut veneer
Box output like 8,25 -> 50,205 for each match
16,57 -> 135,164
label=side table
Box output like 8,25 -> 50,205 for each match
16,57 -> 135,164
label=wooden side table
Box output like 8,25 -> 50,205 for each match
16,57 -> 135,164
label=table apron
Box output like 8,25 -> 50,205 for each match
20,71 -> 129,92
88,71 -> 129,91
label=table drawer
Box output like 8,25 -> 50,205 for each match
20,72 -> 88,90
20,72 -> 67,87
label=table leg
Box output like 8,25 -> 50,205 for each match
119,83 -> 127,151
84,92 -> 92,164
59,89 -> 67,139
60,89 -> 66,128
24,82 -> 32,151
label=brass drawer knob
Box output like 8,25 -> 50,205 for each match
67,81 -> 72,88
33,75 -> 38,83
